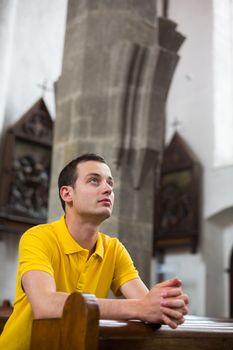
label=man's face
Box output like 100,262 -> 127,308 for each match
69,161 -> 114,222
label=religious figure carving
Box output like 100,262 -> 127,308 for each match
160,180 -> 192,230
154,133 -> 202,253
9,155 -> 49,219
0,98 -> 53,233
22,112 -> 52,140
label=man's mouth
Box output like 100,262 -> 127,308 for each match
98,198 -> 112,206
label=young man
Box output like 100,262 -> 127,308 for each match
0,153 -> 188,350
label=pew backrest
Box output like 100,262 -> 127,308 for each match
31,293 -> 99,350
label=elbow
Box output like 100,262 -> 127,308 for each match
30,294 -> 67,319
32,305 -> 51,320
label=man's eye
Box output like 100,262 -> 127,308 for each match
90,178 -> 99,184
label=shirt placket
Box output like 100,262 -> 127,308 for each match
76,250 -> 90,292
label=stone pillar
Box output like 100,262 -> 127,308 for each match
49,0 -> 184,285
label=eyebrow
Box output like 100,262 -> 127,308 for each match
86,173 -> 114,181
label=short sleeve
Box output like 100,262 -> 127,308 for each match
18,228 -> 54,280
111,241 -> 139,296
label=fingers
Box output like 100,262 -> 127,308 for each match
177,317 -> 185,325
160,297 -> 189,317
182,305 -> 189,315
161,289 -> 189,308
160,306 -> 184,321
160,305 -> 186,330
157,277 -> 182,289
161,313 -> 178,329
161,287 -> 182,298
161,313 -> 185,329
161,298 -> 185,308
181,293 -> 189,305
144,279 -> 189,328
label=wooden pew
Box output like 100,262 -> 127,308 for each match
0,316 -> 9,335
31,292 -> 233,350
31,293 -> 100,350
0,300 -> 13,334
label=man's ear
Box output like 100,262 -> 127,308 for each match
60,186 -> 73,205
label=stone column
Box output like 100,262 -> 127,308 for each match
49,0 -> 184,285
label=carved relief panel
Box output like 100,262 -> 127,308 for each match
0,99 -> 53,234
154,132 -> 202,253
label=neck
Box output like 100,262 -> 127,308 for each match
64,213 -> 100,251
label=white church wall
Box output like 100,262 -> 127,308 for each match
202,219 -> 225,316
166,0 -> 214,211
159,0 -> 233,317
0,0 -> 17,137
213,0 -> 233,168
206,167 -> 233,217
166,0 -> 233,219
201,209 -> 233,318
0,0 -> 67,304
155,0 -> 214,316
3,0 -> 67,129
207,207 -> 233,317
205,0 -> 233,216
166,253 -> 205,316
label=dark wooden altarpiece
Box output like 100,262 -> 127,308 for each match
154,132 -> 202,253
0,99 -> 53,234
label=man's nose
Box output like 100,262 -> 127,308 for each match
102,181 -> 113,194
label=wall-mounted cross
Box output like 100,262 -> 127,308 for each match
171,117 -> 183,132
37,80 -> 53,96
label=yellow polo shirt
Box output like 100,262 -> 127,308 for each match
0,216 -> 139,350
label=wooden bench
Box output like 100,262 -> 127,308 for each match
0,300 -> 13,334
30,293 -> 233,350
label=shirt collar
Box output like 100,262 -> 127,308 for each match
54,216 -> 104,259
94,232 -> 104,259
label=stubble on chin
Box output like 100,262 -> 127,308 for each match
98,208 -> 112,222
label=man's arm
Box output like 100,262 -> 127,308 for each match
22,271 -> 69,319
22,271 -> 188,329
98,277 -> 188,328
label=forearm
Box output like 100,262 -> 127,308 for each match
22,270 -> 71,319
33,291 -> 70,319
97,298 -> 143,321
33,292 -> 141,321
96,278 -> 189,327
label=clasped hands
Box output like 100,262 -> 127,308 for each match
139,277 -> 189,329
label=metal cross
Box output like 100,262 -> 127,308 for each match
171,117 -> 183,131
37,80 -> 53,96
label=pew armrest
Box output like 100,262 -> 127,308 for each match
31,292 -> 100,350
